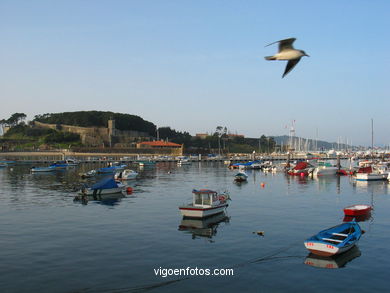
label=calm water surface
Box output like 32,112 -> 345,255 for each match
0,162 -> 389,293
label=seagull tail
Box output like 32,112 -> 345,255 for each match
264,56 -> 276,60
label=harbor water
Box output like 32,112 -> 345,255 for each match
0,162 -> 389,293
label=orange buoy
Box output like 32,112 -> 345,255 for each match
126,187 -> 133,194
260,183 -> 265,188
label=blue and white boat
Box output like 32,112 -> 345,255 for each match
304,221 -> 362,257
97,165 -> 126,174
79,177 -> 125,195
31,166 -> 56,172
49,161 -> 69,169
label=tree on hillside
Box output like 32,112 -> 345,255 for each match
1,113 -> 27,126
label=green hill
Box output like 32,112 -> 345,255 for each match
34,111 -> 156,135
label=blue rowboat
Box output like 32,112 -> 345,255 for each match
304,221 -> 362,257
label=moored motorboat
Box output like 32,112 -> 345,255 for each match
97,164 -> 126,174
114,169 -> 138,180
49,161 -> 69,169
304,221 -> 362,257
288,161 -> 314,176
355,172 -> 386,181
234,171 -> 248,182
79,169 -> 97,178
177,158 -> 191,166
79,177 -> 125,195
138,160 -> 156,167
313,161 -> 338,176
31,166 -> 56,172
179,189 -> 230,218
344,204 -> 372,217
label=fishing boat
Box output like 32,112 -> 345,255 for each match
79,177 -> 125,195
304,221 -> 362,257
344,204 -> 372,217
31,166 -> 56,172
114,169 -> 138,180
179,189 -> 229,218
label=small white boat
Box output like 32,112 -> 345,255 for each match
179,189 -> 230,218
177,159 -> 191,166
313,161 -> 338,176
234,171 -> 248,182
79,177 -> 125,195
115,169 -> 138,180
355,172 -> 386,181
80,169 -> 97,178
138,160 -> 156,167
0,163 -> 7,168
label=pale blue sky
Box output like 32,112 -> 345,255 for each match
1,0 -> 389,146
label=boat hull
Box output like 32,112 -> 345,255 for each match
304,241 -> 355,257
355,173 -> 386,181
313,167 -> 338,176
344,205 -> 372,216
80,187 -> 124,196
179,203 -> 228,218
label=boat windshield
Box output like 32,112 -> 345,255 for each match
193,192 -> 214,206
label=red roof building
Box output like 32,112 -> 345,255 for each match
136,140 -> 182,149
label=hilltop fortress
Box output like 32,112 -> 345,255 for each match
33,119 -> 151,147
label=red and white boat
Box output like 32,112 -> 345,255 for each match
179,189 -> 229,218
287,161 -> 313,176
343,204 -> 372,217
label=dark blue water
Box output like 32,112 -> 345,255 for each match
0,162 -> 389,293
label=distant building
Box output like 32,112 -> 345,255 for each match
137,140 -> 182,149
136,140 -> 183,155
227,133 -> 244,139
195,133 -> 209,139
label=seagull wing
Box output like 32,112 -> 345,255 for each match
282,58 -> 301,78
278,38 -> 296,52
265,38 -> 296,51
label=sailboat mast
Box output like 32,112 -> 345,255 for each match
371,118 -> 374,150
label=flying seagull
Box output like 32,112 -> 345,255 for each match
264,38 -> 309,78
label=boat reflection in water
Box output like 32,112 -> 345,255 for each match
304,245 -> 361,269
178,212 -> 230,239
73,192 -> 125,206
